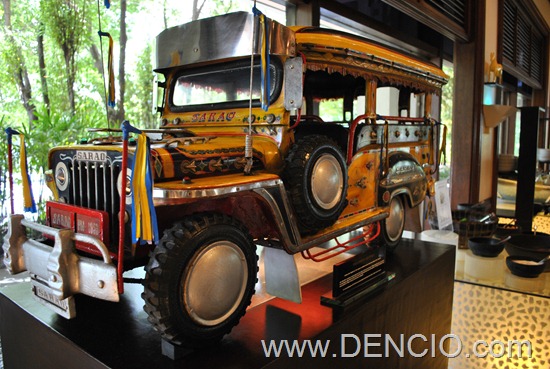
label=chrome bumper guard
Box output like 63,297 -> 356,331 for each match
2,214 -> 119,318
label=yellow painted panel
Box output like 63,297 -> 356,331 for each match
341,151 -> 379,217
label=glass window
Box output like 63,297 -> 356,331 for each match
172,60 -> 281,110
353,95 -> 366,118
317,95 -> 369,122
376,87 -> 399,116
513,93 -> 530,156
409,93 -> 424,118
318,98 -> 343,121
440,62 -> 454,167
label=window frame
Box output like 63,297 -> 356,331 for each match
499,0 -> 548,90
168,57 -> 283,113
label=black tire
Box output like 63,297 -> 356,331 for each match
284,135 -> 348,235
142,213 -> 258,347
378,196 -> 405,252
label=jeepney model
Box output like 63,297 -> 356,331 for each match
3,12 -> 448,347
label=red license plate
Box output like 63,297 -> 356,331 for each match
49,206 -> 74,229
47,201 -> 110,253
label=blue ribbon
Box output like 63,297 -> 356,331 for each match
122,120 -> 142,140
121,121 -> 159,244
5,127 -> 19,145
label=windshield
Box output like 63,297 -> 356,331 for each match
171,58 -> 282,111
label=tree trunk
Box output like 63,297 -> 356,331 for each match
16,69 -> 37,127
48,0 -> 87,117
37,22 -> 50,116
163,0 -> 168,29
115,0 -> 127,122
192,0 -> 206,21
90,44 -> 104,75
62,43 -> 76,115
3,0 -> 38,127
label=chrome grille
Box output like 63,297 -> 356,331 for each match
70,160 -> 119,211
55,151 -> 123,245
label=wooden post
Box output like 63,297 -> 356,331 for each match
516,107 -> 544,232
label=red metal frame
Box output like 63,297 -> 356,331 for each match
117,136 -> 130,294
301,222 -> 381,262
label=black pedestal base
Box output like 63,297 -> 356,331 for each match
0,239 -> 455,369
161,339 -> 194,360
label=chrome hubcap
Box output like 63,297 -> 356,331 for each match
311,154 -> 344,210
386,197 -> 404,241
183,241 -> 248,326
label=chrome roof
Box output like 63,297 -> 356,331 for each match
155,12 -> 296,71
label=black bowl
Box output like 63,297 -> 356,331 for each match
468,237 -> 506,257
505,234 -> 550,271
495,224 -> 522,238
506,256 -> 546,278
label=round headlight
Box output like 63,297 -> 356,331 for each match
55,162 -> 69,191
117,168 -> 133,204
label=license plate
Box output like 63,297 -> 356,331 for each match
47,201 -> 110,249
31,280 -> 76,319
76,213 -> 105,240
49,205 -> 74,229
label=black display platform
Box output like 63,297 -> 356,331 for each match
0,239 -> 455,369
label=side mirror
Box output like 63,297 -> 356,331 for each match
284,57 -> 303,110
152,74 -> 166,115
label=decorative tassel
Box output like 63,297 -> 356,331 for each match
98,31 -> 116,107
253,7 -> 270,111
122,121 -> 158,244
5,128 -> 37,213
19,134 -> 37,213
5,127 -> 15,214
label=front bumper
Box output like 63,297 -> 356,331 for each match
2,214 -> 119,318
